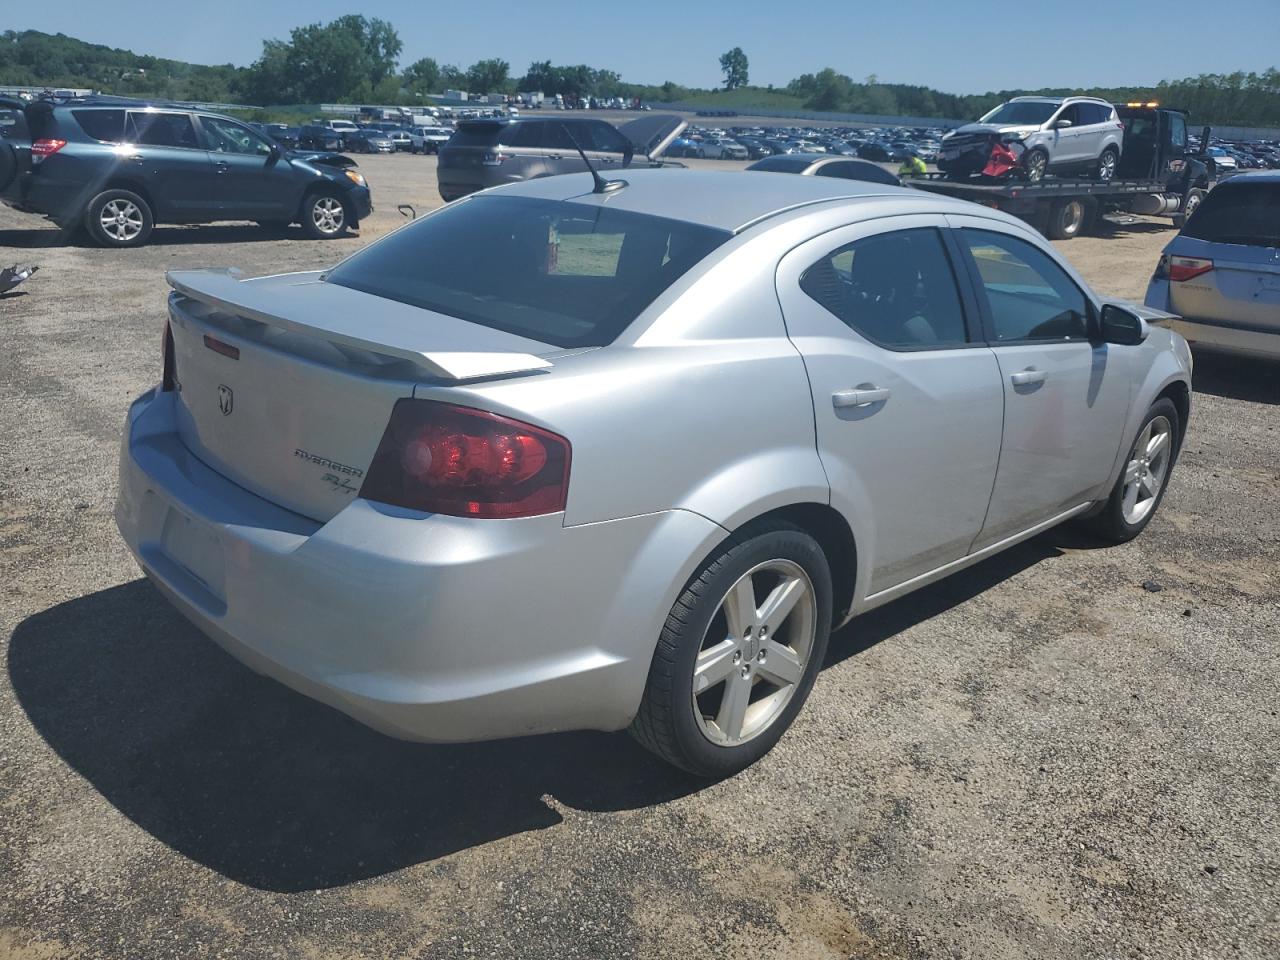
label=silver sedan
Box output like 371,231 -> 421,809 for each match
115,169 -> 1193,777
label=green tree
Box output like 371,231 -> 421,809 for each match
466,58 -> 510,94
402,56 -> 440,95
719,47 -> 748,90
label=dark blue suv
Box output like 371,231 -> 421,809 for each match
0,96 -> 373,247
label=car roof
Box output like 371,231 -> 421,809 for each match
490,168 -> 977,233
1213,169 -> 1280,185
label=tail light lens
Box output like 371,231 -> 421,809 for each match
360,400 -> 571,519
1156,255 -> 1214,282
31,139 -> 67,164
161,321 -> 177,392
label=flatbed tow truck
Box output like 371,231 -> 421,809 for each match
910,104 -> 1218,239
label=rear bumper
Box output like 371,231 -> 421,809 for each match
1167,316 -> 1280,360
114,388 -> 721,742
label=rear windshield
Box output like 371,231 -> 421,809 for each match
1182,182 -> 1280,247
979,102 -> 1058,125
325,195 -> 731,348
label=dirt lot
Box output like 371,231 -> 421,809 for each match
1,154 -> 1277,960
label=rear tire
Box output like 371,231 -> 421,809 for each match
1095,146 -> 1119,182
1046,198 -> 1088,240
84,188 -> 153,248
300,191 -> 351,240
629,520 -> 833,778
1080,398 -> 1180,544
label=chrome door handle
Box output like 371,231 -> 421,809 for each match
214,161 -> 229,174
832,386 -> 891,409
1010,368 -> 1047,386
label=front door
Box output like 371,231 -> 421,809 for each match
196,115 -> 295,221
949,218 -> 1133,548
776,216 -> 1005,596
124,111 -> 218,219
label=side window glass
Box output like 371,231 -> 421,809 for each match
127,112 -> 199,149
73,109 -> 125,142
1170,115 -> 1188,151
498,124 -> 540,148
588,121 -> 631,154
201,116 -> 272,156
799,228 -> 969,350
961,230 -> 1090,341
541,123 -> 577,151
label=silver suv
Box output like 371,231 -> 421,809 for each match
939,96 -> 1124,182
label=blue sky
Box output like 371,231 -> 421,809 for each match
15,1 -> 1279,93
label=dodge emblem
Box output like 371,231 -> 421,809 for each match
217,384 -> 233,416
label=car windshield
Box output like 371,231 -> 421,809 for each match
1181,182 -> 1280,246
979,101 -> 1059,125
324,195 -> 731,348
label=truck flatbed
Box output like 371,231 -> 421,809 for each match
909,172 -> 1168,201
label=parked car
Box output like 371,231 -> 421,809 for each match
116,169 -> 1191,777
297,124 -> 344,152
0,96 -> 371,246
747,154 -> 901,185
385,130 -> 414,152
348,129 -> 396,154
324,119 -> 359,147
437,114 -> 686,202
938,96 -> 1124,182
1145,171 -> 1280,359
700,138 -> 749,160
409,126 -> 452,154
1204,146 -> 1239,174
249,123 -> 297,150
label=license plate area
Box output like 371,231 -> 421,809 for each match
159,507 -> 225,602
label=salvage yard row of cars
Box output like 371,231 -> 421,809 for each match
2,89 -> 1276,778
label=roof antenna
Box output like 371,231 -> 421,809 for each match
560,122 -> 627,194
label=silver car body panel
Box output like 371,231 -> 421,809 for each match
116,169 -> 1192,741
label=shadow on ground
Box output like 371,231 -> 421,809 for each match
0,223 -> 326,249
1190,348 -> 1279,405
9,528 -> 1089,892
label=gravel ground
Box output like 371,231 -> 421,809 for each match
1,154 -> 1277,960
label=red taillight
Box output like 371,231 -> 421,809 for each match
30,139 -> 67,163
360,401 -> 571,519
1158,255 -> 1214,282
161,321 -> 177,392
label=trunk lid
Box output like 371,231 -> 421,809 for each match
166,269 -> 554,522
617,115 -> 687,160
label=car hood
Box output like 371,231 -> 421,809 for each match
288,150 -> 357,169
945,122 -> 1040,140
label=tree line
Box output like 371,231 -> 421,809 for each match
3,24 -> 1279,127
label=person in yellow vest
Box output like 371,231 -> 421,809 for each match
898,153 -> 927,178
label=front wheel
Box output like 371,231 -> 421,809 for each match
300,192 -> 351,239
1023,147 -> 1049,182
1080,398 -> 1180,543
1046,197 -> 1089,240
630,520 -> 833,778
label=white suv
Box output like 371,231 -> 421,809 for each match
939,96 -> 1124,182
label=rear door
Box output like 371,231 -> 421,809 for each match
949,218 -> 1133,546
196,114 -> 295,220
0,98 -> 32,196
124,111 -> 218,218
776,216 -> 1005,595
1169,180 -> 1280,332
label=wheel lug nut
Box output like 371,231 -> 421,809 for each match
732,651 -> 741,664
740,666 -> 750,678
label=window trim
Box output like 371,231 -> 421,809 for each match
797,226 -> 983,353
952,226 -> 1098,346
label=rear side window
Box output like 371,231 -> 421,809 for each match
325,195 -> 730,348
73,109 -> 125,142
497,124 -> 541,148
1181,182 -> 1280,246
960,230 -> 1090,341
127,112 -> 199,149
799,228 -> 969,350
449,123 -> 503,148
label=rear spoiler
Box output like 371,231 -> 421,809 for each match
166,269 -> 552,381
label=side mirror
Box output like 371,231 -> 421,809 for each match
1099,303 -> 1149,345
268,144 -> 282,161
1053,118 -> 1074,130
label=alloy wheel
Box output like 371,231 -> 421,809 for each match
1122,416 -> 1173,525
100,199 -> 143,242
691,559 -> 817,746
311,196 -> 345,235
1025,150 -> 1047,181
1099,150 -> 1117,181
